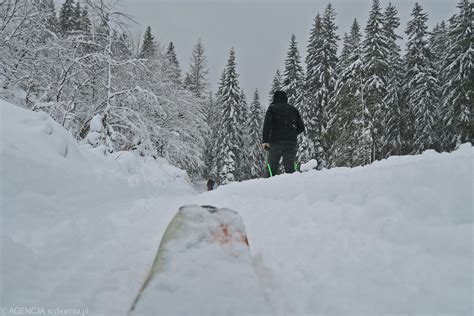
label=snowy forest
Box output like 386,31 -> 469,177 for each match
1,0 -> 472,184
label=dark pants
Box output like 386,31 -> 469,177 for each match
268,143 -> 297,176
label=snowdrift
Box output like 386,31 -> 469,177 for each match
0,100 -> 194,314
1,99 -> 472,315
187,144 -> 473,315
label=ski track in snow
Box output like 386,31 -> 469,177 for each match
1,99 -> 473,315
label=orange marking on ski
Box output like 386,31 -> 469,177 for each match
212,224 -> 249,247
221,225 -> 229,238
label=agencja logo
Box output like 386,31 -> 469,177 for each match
5,306 -> 89,315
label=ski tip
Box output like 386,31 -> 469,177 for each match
178,204 -> 238,215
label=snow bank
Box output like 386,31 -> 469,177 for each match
1,98 -> 472,315
0,100 -> 194,314
186,144 -> 473,315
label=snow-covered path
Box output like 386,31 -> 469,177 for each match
1,100 -> 472,315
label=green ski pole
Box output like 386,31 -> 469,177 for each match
264,150 -> 273,177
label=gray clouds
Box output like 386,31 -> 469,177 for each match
119,0 -> 457,101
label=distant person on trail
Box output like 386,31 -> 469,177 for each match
262,90 -> 305,176
207,179 -> 215,191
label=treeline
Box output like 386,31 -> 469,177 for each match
1,0 -> 471,184
271,0 -> 472,169
208,0 -> 472,184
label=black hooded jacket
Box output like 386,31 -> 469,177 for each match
262,102 -> 305,144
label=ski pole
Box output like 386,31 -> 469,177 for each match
294,162 -> 300,172
264,150 -> 273,177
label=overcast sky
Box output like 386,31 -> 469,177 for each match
118,0 -> 457,103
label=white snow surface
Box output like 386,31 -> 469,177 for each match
1,99 -> 473,315
300,158 -> 318,171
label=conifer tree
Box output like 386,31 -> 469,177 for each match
430,21 -> 450,93
440,0 -> 472,149
430,21 -> 450,82
79,6 -> 91,34
207,70 -> 227,178
72,1 -> 81,31
301,14 -> 324,164
139,26 -> 157,59
186,39 -> 209,98
282,34 -> 305,108
166,42 -> 182,85
315,4 -> 339,167
404,3 -> 439,153
282,34 -> 308,163
362,0 -> 390,162
203,92 -> 217,178
338,32 -> 351,70
269,69 -> 283,104
183,73 -> 192,89
383,2 -> 404,157
239,89 -> 250,180
331,19 -> 368,166
429,21 -> 450,151
248,90 -> 265,178
58,0 -> 76,36
215,48 -> 243,184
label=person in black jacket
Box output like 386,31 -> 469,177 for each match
262,90 -> 305,176
206,179 -> 215,191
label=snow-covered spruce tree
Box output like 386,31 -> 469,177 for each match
166,42 -> 182,85
183,73 -> 192,89
282,34 -> 308,163
429,21 -> 450,152
203,92 -> 219,178
382,2 -> 404,157
72,1 -> 82,31
248,89 -> 265,178
312,4 -> 339,168
239,89 -> 252,180
430,21 -> 450,83
207,70 -> 227,179
332,27 -> 352,138
300,13 -> 323,165
139,26 -> 157,59
185,38 -> 209,98
282,34 -> 305,108
78,6 -> 91,35
268,69 -> 283,104
362,0 -> 390,162
215,48 -> 243,184
58,0 -> 76,36
440,0 -> 472,150
331,19 -> 369,167
404,3 -> 439,154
